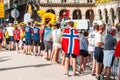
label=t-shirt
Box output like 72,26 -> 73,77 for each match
104,34 -> 117,50
95,32 -> 103,47
33,27 -> 40,40
80,36 -> 88,51
25,26 -> 32,40
6,26 -> 14,36
44,27 -> 52,41
13,29 -> 20,40
52,29 -> 61,42
88,31 -> 97,51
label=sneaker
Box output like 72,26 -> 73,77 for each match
73,73 -> 79,76
91,73 -> 96,76
95,75 -> 100,80
65,72 -> 69,76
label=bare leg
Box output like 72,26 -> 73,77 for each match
118,67 -> 120,80
65,57 -> 69,74
106,67 -> 111,80
96,62 -> 100,76
61,52 -> 65,66
38,46 -> 41,55
72,58 -> 76,74
83,57 -> 87,71
91,59 -> 96,75
51,48 -> 55,62
53,47 -> 59,63
80,56 -> 83,72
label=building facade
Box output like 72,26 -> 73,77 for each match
5,0 -> 120,25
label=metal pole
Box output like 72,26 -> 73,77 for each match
1,18 -> 2,26
15,8 -> 17,21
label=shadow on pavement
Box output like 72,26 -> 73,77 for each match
0,56 -> 10,59
0,63 -> 52,71
0,59 -> 12,62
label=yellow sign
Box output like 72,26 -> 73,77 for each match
0,2 -> 4,18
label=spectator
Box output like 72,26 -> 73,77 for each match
114,40 -> 120,80
24,22 -> 33,55
13,25 -> 20,51
88,25 -> 99,76
51,23 -> 61,64
79,31 -> 89,73
43,24 -> 52,60
103,29 -> 117,80
32,24 -> 41,56
94,25 -> 105,79
0,27 -> 3,50
6,23 -> 14,50
62,21 -> 80,76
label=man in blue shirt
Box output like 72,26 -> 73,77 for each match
33,24 -> 41,56
43,24 -> 52,60
24,22 -> 33,55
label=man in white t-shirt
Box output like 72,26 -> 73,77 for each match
6,23 -> 14,50
94,25 -> 105,79
88,25 -> 99,76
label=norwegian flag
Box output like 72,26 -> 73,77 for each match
62,28 -> 80,56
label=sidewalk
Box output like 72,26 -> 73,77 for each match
0,50 -> 96,80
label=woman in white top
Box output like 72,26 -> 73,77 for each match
51,23 -> 61,64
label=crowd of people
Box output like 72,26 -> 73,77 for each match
0,21 -> 120,80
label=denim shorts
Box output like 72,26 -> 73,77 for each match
25,39 -> 32,45
94,47 -> 104,63
9,36 -> 14,41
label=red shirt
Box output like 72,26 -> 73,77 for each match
13,29 -> 20,41
40,28 -> 44,41
0,29 -> 3,39
114,40 -> 120,57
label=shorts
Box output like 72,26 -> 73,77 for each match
80,50 -> 88,57
25,39 -> 32,45
9,36 -> 14,41
6,38 -> 9,44
15,40 -> 19,43
65,53 -> 77,58
94,47 -> 104,63
44,41 -> 52,52
53,42 -> 61,48
19,40 -> 23,45
33,40 -> 40,46
103,50 -> 114,67
0,39 -> 2,43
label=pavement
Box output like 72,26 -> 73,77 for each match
0,50 -> 97,80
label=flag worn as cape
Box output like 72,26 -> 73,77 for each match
62,28 -> 80,56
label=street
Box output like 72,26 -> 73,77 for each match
0,50 -> 95,80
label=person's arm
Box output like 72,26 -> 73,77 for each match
96,42 -> 104,47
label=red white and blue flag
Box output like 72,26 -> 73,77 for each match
62,28 -> 80,56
